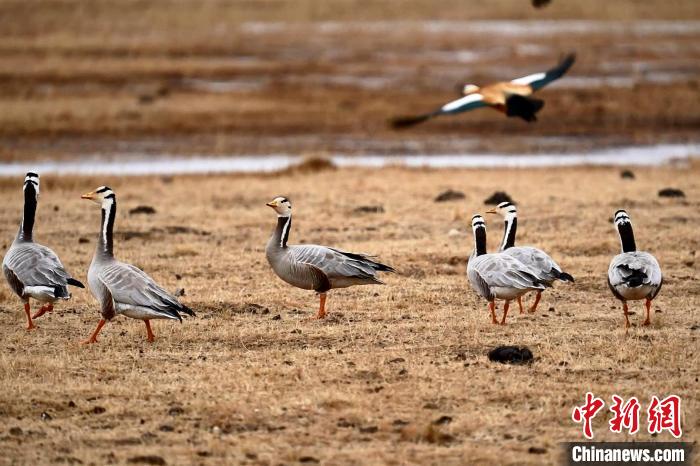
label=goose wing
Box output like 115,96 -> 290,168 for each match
2,243 -> 80,292
471,254 -> 546,290
608,252 -> 662,289
510,53 -> 576,91
97,262 -> 194,320
503,246 -> 568,282
391,93 -> 487,128
290,245 -> 392,282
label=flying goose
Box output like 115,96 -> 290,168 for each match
80,187 -> 195,343
265,197 -> 394,319
391,53 -> 575,127
467,214 -> 547,325
486,202 -> 573,313
608,210 -> 662,329
2,173 -> 84,329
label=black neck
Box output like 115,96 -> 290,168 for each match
617,222 -> 636,253
99,201 -> 116,256
501,217 -> 517,250
20,185 -> 37,241
474,227 -> 487,256
275,216 -> 291,248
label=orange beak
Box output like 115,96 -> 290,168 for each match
81,191 -> 96,200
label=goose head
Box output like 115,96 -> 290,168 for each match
485,201 -> 517,219
266,196 -> 292,217
462,84 -> 480,95
23,172 -> 40,199
81,186 -> 116,207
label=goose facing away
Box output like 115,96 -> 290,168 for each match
80,187 -> 195,343
486,202 -> 573,313
265,197 -> 395,319
2,172 -> 84,330
467,215 -> 547,325
391,53 -> 575,128
608,210 -> 662,329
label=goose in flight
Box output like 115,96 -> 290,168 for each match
265,197 -> 394,319
608,210 -> 662,330
81,187 -> 195,343
486,202 -> 573,313
467,214 -> 547,325
2,173 -> 84,330
392,53 -> 575,127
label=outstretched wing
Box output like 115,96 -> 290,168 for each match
97,262 -> 193,320
511,53 -> 576,91
391,93 -> 487,128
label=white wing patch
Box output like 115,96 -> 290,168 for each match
441,93 -> 485,113
511,72 -> 546,86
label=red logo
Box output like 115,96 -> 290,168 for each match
572,392 -> 605,439
609,395 -> 640,434
648,395 -> 682,438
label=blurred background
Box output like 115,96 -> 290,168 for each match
0,0 -> 698,164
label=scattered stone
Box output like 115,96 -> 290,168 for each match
690,324 -> 699,331
245,453 -> 257,460
241,303 -> 269,315
175,274 -> 182,280
53,456 -> 83,464
40,411 -> 52,421
488,346 -> 534,365
68,400 -> 76,408
271,314 -> 281,320
387,357 -> 405,364
78,237 -> 90,244
159,425 -> 174,432
484,191 -> 514,205
620,170 -> 635,179
167,406 -> 184,416
658,188 -> 685,198
196,451 -> 211,457
434,189 -> 466,202
299,456 -> 320,464
91,406 -> 106,414
398,368 -> 408,376
528,447 -> 548,454
359,425 -> 378,434
337,418 -> 355,428
129,205 -> 157,215
53,205 -> 60,212
433,415 -> 453,425
393,419 -> 409,427
9,427 -> 23,435
127,456 -> 166,465
423,402 -> 439,410
353,205 -> 384,214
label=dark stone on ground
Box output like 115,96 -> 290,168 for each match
434,189 -> 466,202
488,346 -> 534,364
129,205 -> 157,215
658,188 -> 685,198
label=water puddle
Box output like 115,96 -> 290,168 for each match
0,144 -> 697,177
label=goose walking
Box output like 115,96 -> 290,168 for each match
467,214 -> 546,325
608,210 -> 662,329
81,187 -> 195,343
392,53 -> 575,127
486,202 -> 573,313
2,172 -> 84,329
265,197 -> 394,319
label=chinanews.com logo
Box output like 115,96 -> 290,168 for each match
564,392 -> 693,465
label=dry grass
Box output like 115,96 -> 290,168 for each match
0,165 -> 697,465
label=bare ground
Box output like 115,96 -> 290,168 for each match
0,164 -> 698,465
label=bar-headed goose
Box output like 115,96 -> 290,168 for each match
608,210 -> 662,329
467,215 -> 547,325
265,196 -> 394,319
80,187 -> 195,343
486,202 -> 573,313
392,53 -> 575,127
2,172 -> 84,329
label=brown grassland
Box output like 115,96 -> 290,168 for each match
0,164 -> 698,465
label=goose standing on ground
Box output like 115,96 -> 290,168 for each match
486,202 -> 574,313
467,214 -> 547,325
2,173 -> 84,330
265,197 -> 394,319
80,187 -> 195,343
391,53 -> 575,127
608,210 -> 662,329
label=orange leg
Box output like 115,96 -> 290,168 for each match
643,299 -> 652,326
500,300 -> 510,325
82,319 -> 106,344
528,291 -> 542,313
316,293 -> 327,319
32,303 -> 53,319
144,320 -> 155,342
489,301 -> 498,324
517,296 -> 524,314
24,303 -> 36,330
622,302 -> 631,329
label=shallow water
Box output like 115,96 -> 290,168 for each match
1,144 -> 697,177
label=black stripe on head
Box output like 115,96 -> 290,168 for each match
498,202 -> 512,209
104,193 -> 116,200
96,186 -> 112,193
25,172 -> 39,178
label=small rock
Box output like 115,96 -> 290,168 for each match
658,188 -> 685,198
299,457 -> 320,464
271,314 -> 281,320
129,205 -> 157,215
337,418 -> 354,428
353,205 -> 384,214
68,400 -> 76,408
175,274 -> 182,280
167,406 -> 184,416
620,170 -> 635,179
387,357 -> 405,364
488,346 -> 534,365
528,447 -> 547,454
435,189 -> 466,202
159,425 -> 174,432
53,205 -> 60,212
423,402 -> 439,410
78,237 -> 90,244
41,411 -> 52,421
433,415 -> 453,425
9,427 -> 23,435
91,406 -> 106,414
359,425 -> 378,434
127,455 -> 166,465
484,191 -> 514,205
